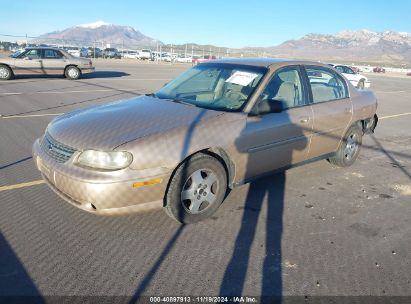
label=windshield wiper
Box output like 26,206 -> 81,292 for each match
169,98 -> 197,107
145,93 -> 158,98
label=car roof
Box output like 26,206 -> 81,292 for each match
204,57 -> 330,68
25,47 -> 67,52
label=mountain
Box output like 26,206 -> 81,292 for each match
32,21 -> 161,47
265,30 -> 411,64
31,23 -> 411,65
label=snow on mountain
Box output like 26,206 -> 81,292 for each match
32,21 -> 161,47
77,21 -> 112,29
267,29 -> 411,64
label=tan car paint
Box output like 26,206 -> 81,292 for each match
1,47 -> 94,76
33,58 -> 378,214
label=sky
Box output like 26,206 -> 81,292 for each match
1,0 -> 410,48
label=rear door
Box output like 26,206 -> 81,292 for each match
40,49 -> 67,75
304,66 -> 352,158
237,65 -> 313,179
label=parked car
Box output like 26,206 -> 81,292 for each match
103,48 -> 121,59
9,49 -> 25,58
192,55 -> 216,64
175,56 -> 193,63
373,67 -> 386,73
87,47 -> 103,58
66,47 -> 88,57
0,47 -> 95,80
137,49 -> 152,60
122,50 -> 139,59
332,64 -> 371,89
32,58 -> 377,223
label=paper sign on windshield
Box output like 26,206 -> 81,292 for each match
225,71 -> 259,86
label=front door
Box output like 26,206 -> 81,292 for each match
236,66 -> 312,180
12,49 -> 43,75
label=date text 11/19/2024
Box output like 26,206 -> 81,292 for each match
149,296 -> 258,303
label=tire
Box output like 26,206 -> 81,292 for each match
164,153 -> 228,224
328,124 -> 363,167
65,66 -> 81,80
357,79 -> 365,89
0,65 -> 13,80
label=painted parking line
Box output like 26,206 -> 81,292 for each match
376,90 -> 406,94
0,88 -> 142,95
380,112 -> 411,120
1,113 -> 63,119
0,180 -> 44,193
0,111 -> 410,193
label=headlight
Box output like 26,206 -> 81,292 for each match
77,150 -> 133,170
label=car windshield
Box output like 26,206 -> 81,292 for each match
155,63 -> 266,112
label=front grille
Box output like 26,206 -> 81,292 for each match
40,132 -> 76,163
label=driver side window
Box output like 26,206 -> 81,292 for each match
260,67 -> 304,109
21,49 -> 41,59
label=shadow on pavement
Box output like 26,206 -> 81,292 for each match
0,157 -> 32,170
0,233 -> 44,303
81,71 -> 129,79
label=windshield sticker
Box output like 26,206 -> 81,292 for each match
225,71 -> 259,86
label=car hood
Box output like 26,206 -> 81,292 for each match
47,96 -> 223,151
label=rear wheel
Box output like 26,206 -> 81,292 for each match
65,66 -> 81,80
328,124 -> 363,167
164,153 -> 227,224
0,65 -> 13,80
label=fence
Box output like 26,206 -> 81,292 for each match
0,33 -> 267,61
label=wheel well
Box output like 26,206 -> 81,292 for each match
203,148 -> 235,188
360,114 -> 378,134
64,64 -> 78,72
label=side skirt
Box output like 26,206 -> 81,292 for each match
231,152 -> 336,188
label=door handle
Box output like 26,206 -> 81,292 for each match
344,108 -> 352,114
300,117 -> 310,123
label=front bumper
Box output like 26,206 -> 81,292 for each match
32,138 -> 171,215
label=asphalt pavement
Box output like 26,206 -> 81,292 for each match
0,61 -> 410,303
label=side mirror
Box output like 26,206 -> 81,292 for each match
253,97 -> 285,115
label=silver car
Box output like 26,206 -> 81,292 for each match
0,47 -> 95,80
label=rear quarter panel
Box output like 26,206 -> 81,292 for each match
350,88 -> 378,122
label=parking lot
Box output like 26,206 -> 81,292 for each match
0,60 -> 410,301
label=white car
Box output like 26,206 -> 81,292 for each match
332,65 -> 371,89
175,56 -> 192,63
66,47 -> 88,58
123,51 -> 139,59
137,49 -> 152,60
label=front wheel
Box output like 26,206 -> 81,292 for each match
164,153 -> 227,224
65,66 -> 81,80
328,124 -> 363,167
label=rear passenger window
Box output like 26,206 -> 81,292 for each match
306,67 -> 348,103
44,50 -> 63,59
